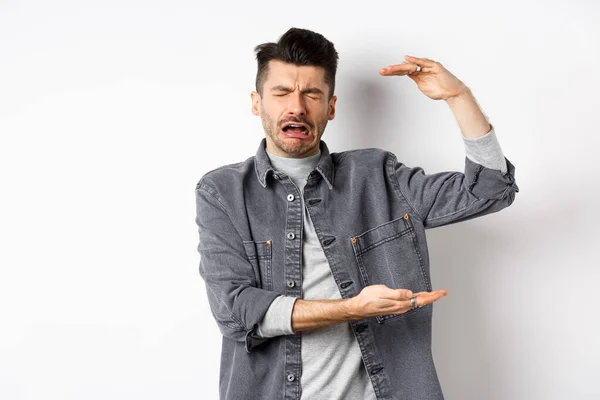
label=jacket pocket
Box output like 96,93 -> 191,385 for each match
243,240 -> 273,291
351,214 -> 431,323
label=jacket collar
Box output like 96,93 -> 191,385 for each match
254,138 -> 334,190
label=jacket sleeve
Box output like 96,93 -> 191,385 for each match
195,182 -> 281,353
388,153 -> 519,229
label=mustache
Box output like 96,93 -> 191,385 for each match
280,116 -> 313,130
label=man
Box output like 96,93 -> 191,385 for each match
195,27 -> 518,400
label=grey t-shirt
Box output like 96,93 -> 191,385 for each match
264,148 -> 376,400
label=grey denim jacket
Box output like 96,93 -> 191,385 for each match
195,138 -> 519,400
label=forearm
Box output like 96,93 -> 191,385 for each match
446,86 -> 491,139
291,298 -> 356,333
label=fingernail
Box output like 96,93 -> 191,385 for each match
407,290 -> 413,297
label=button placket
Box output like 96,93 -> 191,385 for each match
279,178 -> 302,299
278,178 -> 303,393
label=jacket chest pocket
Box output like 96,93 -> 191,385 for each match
243,240 -> 273,291
351,215 -> 431,323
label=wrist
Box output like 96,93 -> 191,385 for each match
444,85 -> 470,104
341,298 -> 360,321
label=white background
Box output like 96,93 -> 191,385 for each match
1,0 -> 599,399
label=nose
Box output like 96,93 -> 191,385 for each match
286,91 -> 306,116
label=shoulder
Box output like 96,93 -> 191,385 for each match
332,147 -> 397,169
195,155 -> 255,195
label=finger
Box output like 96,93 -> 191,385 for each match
404,55 -> 437,69
413,290 -> 448,297
381,287 -> 413,300
379,63 -> 419,76
414,291 -> 448,307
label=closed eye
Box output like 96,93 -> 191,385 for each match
270,85 -> 325,98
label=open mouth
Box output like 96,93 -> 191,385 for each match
281,122 -> 310,136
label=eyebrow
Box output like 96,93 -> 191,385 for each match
270,85 -> 325,95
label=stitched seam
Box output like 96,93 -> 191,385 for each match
198,185 -> 227,212
253,159 -> 261,185
355,215 -> 405,237
198,185 -> 251,330
229,308 -> 245,328
221,320 -> 243,330
379,303 -> 430,323
388,154 -> 424,221
426,197 -> 481,222
355,228 -> 413,255
207,302 -> 244,331
351,241 -> 372,288
330,162 -> 335,186
424,175 -> 481,223
253,157 -> 267,187
408,227 -> 431,291
206,284 -> 245,331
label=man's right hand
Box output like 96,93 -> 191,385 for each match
344,285 -> 448,320
290,285 -> 448,333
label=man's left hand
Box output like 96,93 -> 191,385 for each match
379,55 -> 467,101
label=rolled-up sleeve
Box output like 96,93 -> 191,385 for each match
388,146 -> 519,230
461,124 -> 508,174
256,295 -> 298,337
195,181 -> 281,352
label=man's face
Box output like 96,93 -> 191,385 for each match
251,60 -> 337,158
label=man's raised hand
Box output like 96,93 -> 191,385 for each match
379,55 -> 468,101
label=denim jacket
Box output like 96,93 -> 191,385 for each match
195,138 -> 519,400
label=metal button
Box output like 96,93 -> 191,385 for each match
287,232 -> 295,240
287,374 -> 295,382
286,279 -> 295,288
287,194 -> 295,202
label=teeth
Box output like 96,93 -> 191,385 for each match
283,124 -> 309,135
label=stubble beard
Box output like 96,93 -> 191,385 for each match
260,108 -> 328,158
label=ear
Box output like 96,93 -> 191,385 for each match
328,95 -> 337,120
251,91 -> 261,116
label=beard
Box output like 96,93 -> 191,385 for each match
260,106 -> 328,158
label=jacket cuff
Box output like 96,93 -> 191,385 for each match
465,155 -> 519,200
245,325 -> 270,353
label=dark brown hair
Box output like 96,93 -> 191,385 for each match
254,27 -> 339,99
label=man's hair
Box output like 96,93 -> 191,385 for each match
254,27 -> 339,99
